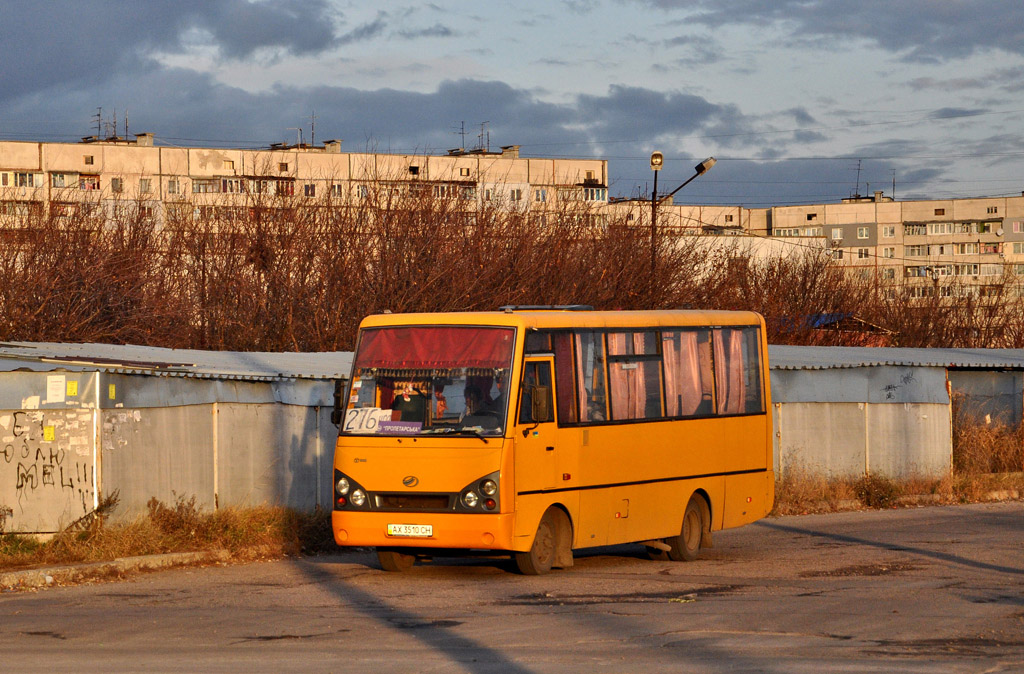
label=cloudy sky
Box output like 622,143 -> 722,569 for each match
2,0 -> 1023,206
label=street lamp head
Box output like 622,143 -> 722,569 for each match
650,151 -> 664,171
694,156 -> 716,175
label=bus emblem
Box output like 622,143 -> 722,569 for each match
402,476 -> 419,487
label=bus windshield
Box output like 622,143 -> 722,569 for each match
342,325 -> 516,437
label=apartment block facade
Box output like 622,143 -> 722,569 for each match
0,134 -> 609,224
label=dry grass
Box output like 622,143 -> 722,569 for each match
0,495 -> 334,572
772,413 -> 1024,515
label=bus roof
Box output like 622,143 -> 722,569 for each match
358,309 -> 765,331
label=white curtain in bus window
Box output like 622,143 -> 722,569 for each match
712,328 -> 763,414
607,332 -> 662,420
661,329 -> 713,416
574,331 -> 607,422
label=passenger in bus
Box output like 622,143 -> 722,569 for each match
391,383 -> 427,422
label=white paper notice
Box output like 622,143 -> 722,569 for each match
46,374 -> 66,404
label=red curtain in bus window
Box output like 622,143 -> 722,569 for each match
608,333 -> 648,420
553,332 -> 578,424
663,331 -> 706,416
713,328 -> 746,414
355,326 -> 515,370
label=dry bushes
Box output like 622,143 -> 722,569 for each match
0,495 -> 334,571
4,186 -> 1024,350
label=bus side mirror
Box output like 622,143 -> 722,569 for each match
531,386 -> 553,423
331,379 -> 345,426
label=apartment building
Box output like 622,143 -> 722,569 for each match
765,191 -> 1024,296
0,133 -> 609,225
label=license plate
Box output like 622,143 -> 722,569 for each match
387,523 -> 433,538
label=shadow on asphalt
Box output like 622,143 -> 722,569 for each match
756,513 -> 1024,577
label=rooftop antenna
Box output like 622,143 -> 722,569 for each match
891,169 -> 896,200
853,159 -> 862,198
452,121 -> 468,149
125,109 -> 129,139
92,107 -> 102,137
310,109 -> 317,146
477,121 -> 489,151
287,127 -> 303,146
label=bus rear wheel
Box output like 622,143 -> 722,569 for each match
667,496 -> 705,562
377,548 -> 416,572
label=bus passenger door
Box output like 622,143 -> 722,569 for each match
514,358 -> 561,492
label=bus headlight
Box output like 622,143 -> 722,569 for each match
457,471 -> 500,512
351,489 -> 367,507
336,477 -> 350,495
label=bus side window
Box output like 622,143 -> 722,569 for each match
519,361 -> 554,424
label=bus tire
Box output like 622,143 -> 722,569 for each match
515,509 -> 562,575
668,496 -> 705,562
377,548 -> 416,572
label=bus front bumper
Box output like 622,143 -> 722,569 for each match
332,510 -> 517,551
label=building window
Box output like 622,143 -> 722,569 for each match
0,173 -> 6,186
459,167 -> 470,177
167,179 -> 179,194
139,178 -> 151,194
927,222 -> 954,235
83,155 -> 94,165
955,243 -> 979,255
408,165 -> 419,176
831,228 -> 842,240
831,249 -> 844,260
278,162 -> 289,173
725,214 -> 734,222
857,226 -> 870,239
79,175 -> 100,191
304,184 -> 316,197
483,188 -> 493,201
905,244 -> 927,256
534,189 -> 547,203
806,213 -> 818,221
331,184 -> 343,198
882,267 -> 896,279
357,184 -> 369,199
192,178 -> 219,194
276,180 -> 295,196
934,208 -> 945,216
510,188 -> 523,202
15,173 -> 36,188
857,248 -> 870,259
883,247 -> 895,258
583,187 -> 606,201
585,170 -> 595,181
51,173 -> 67,188
987,206 -> 997,214
882,225 -> 895,238
223,160 -> 234,171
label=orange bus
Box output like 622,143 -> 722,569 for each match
332,308 -> 773,574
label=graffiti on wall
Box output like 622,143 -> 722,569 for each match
0,410 -> 95,527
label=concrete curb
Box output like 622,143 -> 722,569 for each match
0,549 -> 231,591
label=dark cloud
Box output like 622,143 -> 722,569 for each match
636,0 -> 1024,61
0,1 -> 341,103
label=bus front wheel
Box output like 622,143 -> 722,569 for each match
667,496 -> 706,562
377,548 -> 416,572
515,508 -> 571,575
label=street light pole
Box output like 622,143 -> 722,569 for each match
648,154 -> 716,306
650,152 -> 663,304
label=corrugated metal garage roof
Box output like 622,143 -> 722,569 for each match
0,342 -> 352,381
770,345 -> 1024,370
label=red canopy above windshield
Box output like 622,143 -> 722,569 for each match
355,326 -> 515,370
